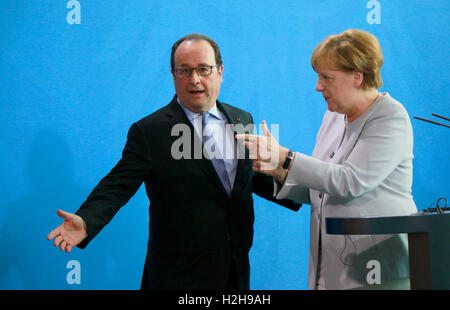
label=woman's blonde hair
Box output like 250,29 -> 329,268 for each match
311,29 -> 383,89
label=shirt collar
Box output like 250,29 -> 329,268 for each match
176,97 -> 222,122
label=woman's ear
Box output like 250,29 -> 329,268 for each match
353,71 -> 364,87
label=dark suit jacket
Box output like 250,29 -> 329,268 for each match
75,96 -> 300,289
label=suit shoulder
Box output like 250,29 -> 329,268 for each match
219,101 -> 253,125
133,102 -> 173,128
220,101 -> 251,116
370,93 -> 411,121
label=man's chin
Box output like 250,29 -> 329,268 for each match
181,99 -> 215,113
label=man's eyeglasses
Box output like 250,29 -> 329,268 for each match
174,65 -> 220,79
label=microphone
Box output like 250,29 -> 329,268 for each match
413,113 -> 450,128
423,197 -> 448,214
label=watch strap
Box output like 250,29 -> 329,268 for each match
282,150 -> 294,169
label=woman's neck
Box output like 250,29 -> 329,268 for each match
346,89 -> 380,123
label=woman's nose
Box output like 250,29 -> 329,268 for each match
315,79 -> 324,92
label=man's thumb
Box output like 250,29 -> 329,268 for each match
57,209 -> 71,220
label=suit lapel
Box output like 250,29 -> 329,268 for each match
166,96 -> 230,197
216,102 -> 253,199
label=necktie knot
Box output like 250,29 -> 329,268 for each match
201,112 -> 209,126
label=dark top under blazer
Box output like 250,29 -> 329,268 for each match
75,96 -> 300,289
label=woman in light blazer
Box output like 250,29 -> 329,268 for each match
237,29 -> 417,290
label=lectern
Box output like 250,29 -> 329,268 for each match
325,212 -> 450,289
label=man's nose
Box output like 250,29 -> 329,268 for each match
189,70 -> 201,83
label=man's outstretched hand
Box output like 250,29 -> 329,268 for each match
47,209 -> 87,253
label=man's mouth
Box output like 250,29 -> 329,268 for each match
189,90 -> 205,95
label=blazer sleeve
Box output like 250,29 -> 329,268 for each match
274,177 -> 311,204
277,101 -> 413,200
244,112 -> 301,211
252,172 -> 302,211
76,122 -> 152,248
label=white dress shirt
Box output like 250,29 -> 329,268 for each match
177,99 -> 238,188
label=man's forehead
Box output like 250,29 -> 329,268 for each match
174,39 -> 215,65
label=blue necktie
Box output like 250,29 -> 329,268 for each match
202,112 -> 232,196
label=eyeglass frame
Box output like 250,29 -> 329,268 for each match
173,64 -> 221,79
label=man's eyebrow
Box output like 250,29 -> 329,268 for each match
177,63 -> 212,68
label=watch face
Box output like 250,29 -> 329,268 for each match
283,150 -> 293,169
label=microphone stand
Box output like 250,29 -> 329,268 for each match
414,113 -> 450,128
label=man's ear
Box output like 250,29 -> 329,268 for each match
353,71 -> 363,87
171,69 -> 176,81
218,65 -> 224,82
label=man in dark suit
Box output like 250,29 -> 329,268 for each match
47,33 -> 299,289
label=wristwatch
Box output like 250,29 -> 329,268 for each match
282,150 -> 294,169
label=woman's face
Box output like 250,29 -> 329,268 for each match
315,66 -> 361,115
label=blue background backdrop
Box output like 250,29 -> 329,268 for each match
0,0 -> 448,289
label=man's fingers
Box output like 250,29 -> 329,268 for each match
60,241 -> 67,251
47,230 -> 55,241
54,234 -> 63,247
47,228 -> 60,241
48,210 -> 84,253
